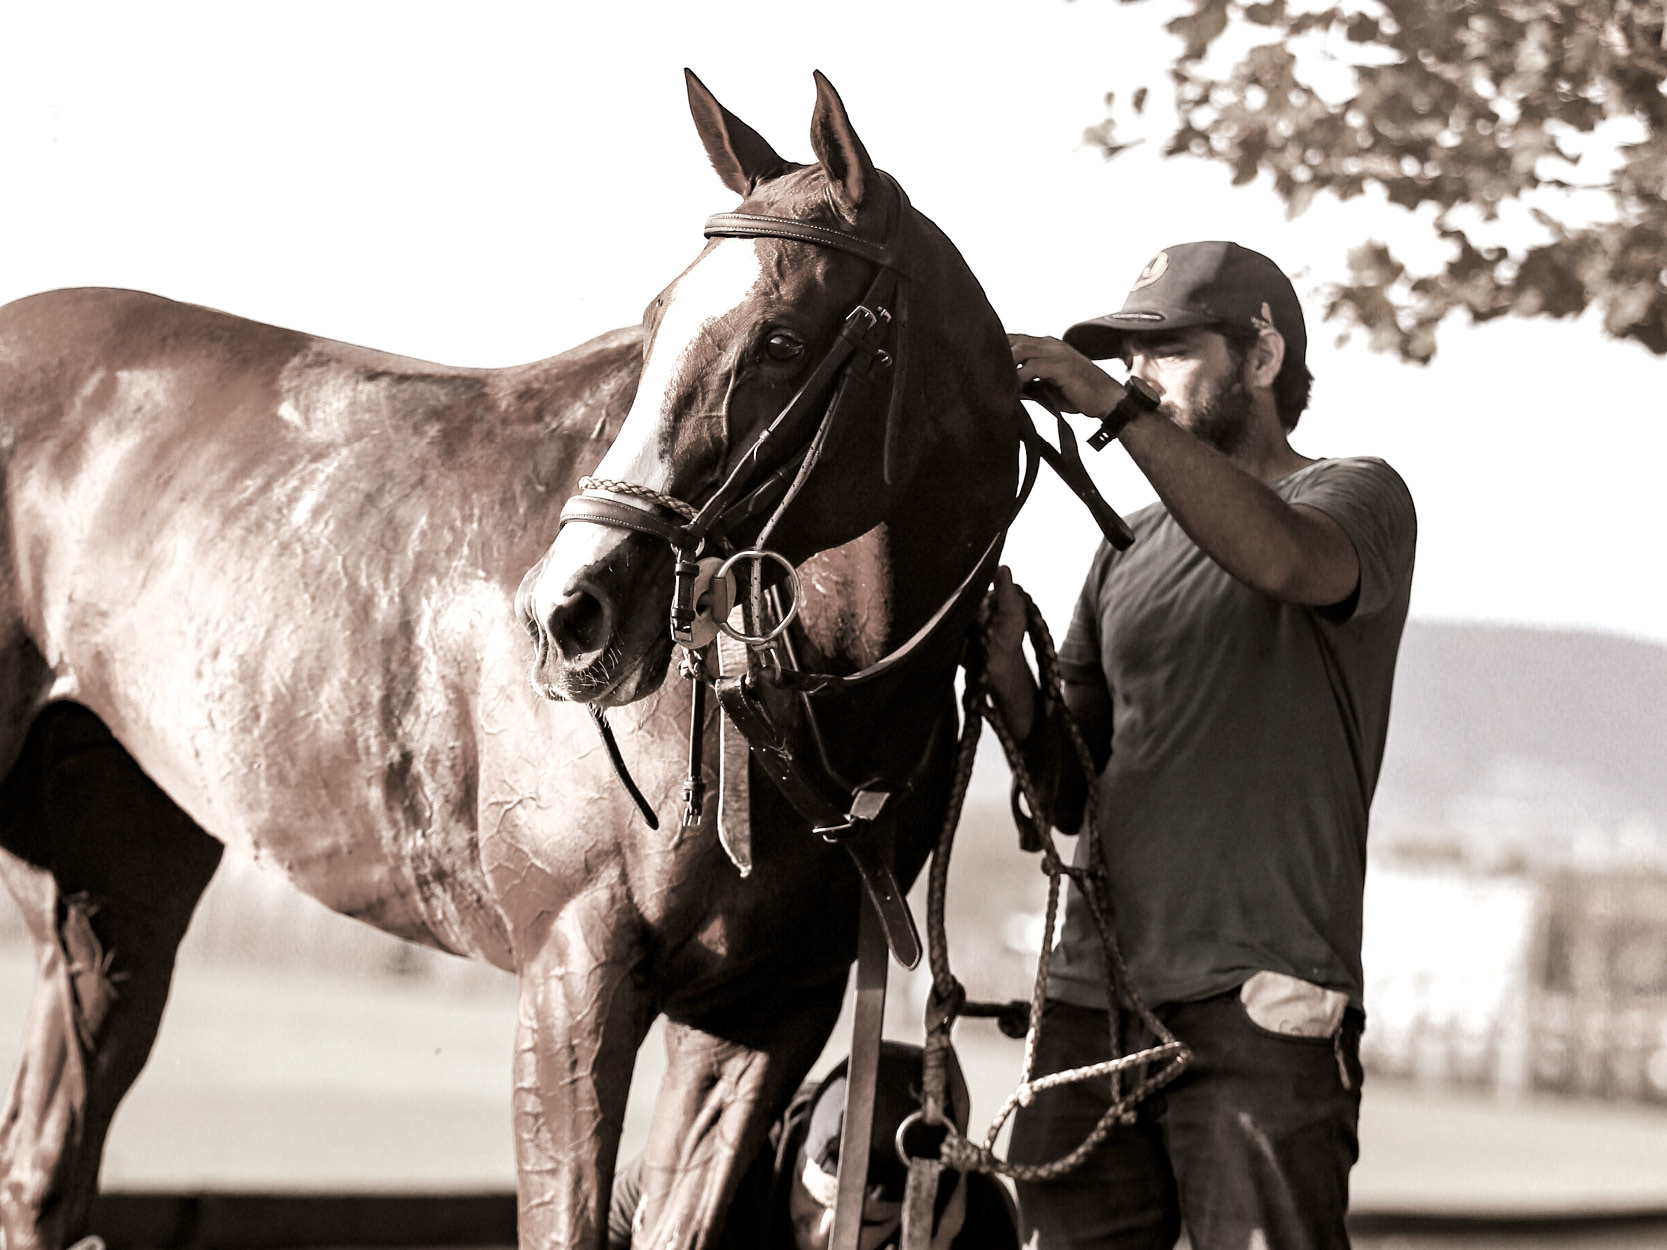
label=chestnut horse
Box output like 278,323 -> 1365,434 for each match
0,72 -> 1021,1249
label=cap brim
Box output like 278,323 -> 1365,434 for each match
1063,310 -> 1216,360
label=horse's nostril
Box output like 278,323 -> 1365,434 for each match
548,589 -> 610,661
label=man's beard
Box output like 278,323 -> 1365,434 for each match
1177,371 -> 1253,457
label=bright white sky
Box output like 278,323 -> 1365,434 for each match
3,1 -> 1661,643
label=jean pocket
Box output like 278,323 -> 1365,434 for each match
1238,970 -> 1348,1041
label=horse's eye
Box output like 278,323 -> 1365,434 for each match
764,331 -> 805,363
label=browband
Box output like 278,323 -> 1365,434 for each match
704,212 -> 902,271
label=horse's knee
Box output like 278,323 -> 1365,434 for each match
0,923 -> 98,1250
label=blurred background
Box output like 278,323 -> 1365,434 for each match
3,0 -> 1666,1245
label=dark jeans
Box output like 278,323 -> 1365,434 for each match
1008,994 -> 1364,1250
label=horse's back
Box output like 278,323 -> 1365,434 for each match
0,287 -> 644,957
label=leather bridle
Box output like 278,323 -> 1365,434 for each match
554,177 -> 1034,971
548,175 -> 1152,966
559,178 -> 919,654
547,176 -> 1142,1250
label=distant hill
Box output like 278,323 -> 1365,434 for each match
969,619 -> 1667,868
1373,621 -> 1667,863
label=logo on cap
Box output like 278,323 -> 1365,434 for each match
1252,301 -> 1274,331
1130,251 -> 1168,292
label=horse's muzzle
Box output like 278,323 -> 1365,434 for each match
516,544 -> 673,705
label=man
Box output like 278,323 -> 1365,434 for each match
990,241 -> 1416,1249
608,1041 -> 1019,1250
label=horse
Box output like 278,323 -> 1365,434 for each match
0,70 -> 1023,1249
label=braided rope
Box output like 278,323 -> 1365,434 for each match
916,586 -> 1191,1184
577,475 -> 698,521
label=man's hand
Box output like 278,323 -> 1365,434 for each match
985,566 -> 1037,742
1010,334 -> 1130,419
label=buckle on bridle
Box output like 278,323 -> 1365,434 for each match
815,787 -> 890,842
672,555 -> 736,649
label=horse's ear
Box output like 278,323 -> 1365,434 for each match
809,71 -> 876,224
685,69 -> 788,197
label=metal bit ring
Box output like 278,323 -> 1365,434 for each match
716,549 -> 801,646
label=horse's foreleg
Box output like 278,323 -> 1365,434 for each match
510,883 -> 653,1250
0,706 -> 222,1250
633,977 -> 847,1250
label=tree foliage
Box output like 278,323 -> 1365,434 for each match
1088,0 -> 1667,362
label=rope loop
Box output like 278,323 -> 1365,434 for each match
914,584 -> 1193,1185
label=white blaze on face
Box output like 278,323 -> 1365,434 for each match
534,240 -> 768,615
596,239 -> 768,487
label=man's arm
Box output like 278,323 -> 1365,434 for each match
1117,412 -> 1359,607
1009,332 -> 1360,608
984,568 -> 1108,834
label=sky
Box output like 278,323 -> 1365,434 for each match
3,1 -> 1663,644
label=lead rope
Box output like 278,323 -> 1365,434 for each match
898,586 -> 1191,1249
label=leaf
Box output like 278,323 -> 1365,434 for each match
1106,0 -> 1667,359
1165,0 -> 1232,62
1345,13 -> 1379,43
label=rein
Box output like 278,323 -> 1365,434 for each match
887,588 -> 1191,1250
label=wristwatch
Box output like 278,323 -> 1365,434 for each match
1087,376 -> 1161,450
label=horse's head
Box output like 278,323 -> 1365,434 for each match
522,71 -> 1018,705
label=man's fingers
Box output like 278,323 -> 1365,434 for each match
1009,333 -> 1063,365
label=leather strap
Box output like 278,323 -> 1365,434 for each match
681,282 -> 894,554
1020,400 -> 1136,551
705,212 -> 901,271
899,1153 -> 943,1250
715,673 -> 921,967
830,896 -> 891,1250
559,494 -> 689,547
586,706 -> 658,830
716,634 -> 753,876
772,433 -> 1042,696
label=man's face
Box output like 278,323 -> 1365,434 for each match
788,1155 -> 904,1250
1123,327 -> 1253,456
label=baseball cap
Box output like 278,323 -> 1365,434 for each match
800,1042 -> 969,1204
1064,241 -> 1306,368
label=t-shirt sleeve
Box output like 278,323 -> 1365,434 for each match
1291,457 -> 1417,622
1057,543 -> 1113,683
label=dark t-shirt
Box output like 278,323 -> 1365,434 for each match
1049,456 -> 1417,1011
608,1082 -> 1020,1250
